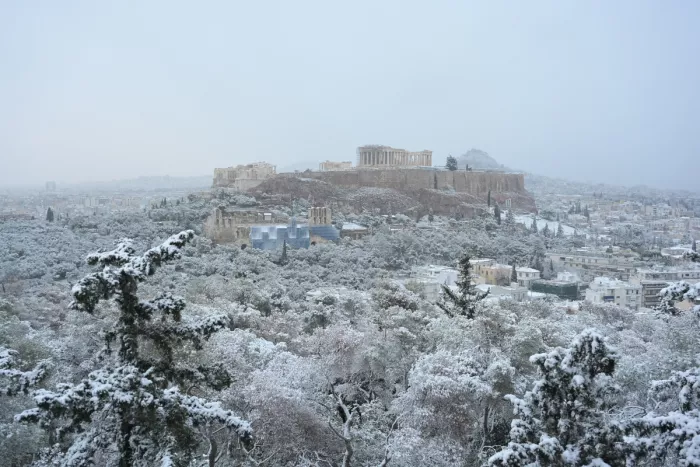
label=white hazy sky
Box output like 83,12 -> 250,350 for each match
0,1 -> 698,190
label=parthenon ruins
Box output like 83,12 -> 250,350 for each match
357,145 -> 432,168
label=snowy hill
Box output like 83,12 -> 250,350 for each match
457,149 -> 510,171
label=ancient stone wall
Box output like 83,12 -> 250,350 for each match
278,168 -> 524,196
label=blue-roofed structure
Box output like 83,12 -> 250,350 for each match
250,218 -> 310,250
310,225 -> 340,243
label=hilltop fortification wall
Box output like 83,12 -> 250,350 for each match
278,168 -> 525,195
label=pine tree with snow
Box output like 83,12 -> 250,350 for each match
542,223 -> 550,238
437,254 -> 488,319
556,223 -> 565,238
489,329 -> 625,467
15,231 -> 251,466
46,207 -> 54,222
626,367 -> 700,465
280,239 -> 288,265
494,203 -> 501,225
531,216 -> 538,234
504,209 -> 515,231
0,347 -> 49,397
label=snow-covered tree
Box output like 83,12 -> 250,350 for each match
438,254 -> 488,318
626,367 -> 700,465
656,281 -> 700,317
446,155 -> 458,171
0,346 -> 48,397
489,329 -> 625,466
15,231 -> 251,466
556,223 -> 565,238
46,208 -> 54,223
494,204 -> 502,225
504,210 -> 515,231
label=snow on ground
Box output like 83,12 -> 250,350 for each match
514,214 -> 576,236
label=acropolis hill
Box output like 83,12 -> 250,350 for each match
213,146 -> 536,217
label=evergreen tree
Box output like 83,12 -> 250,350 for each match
556,212 -> 560,222
437,254 -> 488,319
531,216 -> 538,234
494,203 -> 501,225
693,238 -> 697,252
428,208 -> 434,223
584,205 -> 590,221
504,209 -> 515,230
655,281 -> 700,317
542,223 -> 550,238
280,239 -> 288,265
511,264 -> 517,284
626,366 -> 700,464
445,155 -> 458,171
556,222 -> 565,238
489,330 -> 624,467
46,207 -> 54,222
0,347 -> 48,397
15,231 -> 251,466
487,190 -> 492,207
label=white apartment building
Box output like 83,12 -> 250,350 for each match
516,267 -> 541,289
408,265 -> 459,302
637,268 -> 700,282
557,271 -> 581,283
548,252 -> 637,281
585,277 -> 642,310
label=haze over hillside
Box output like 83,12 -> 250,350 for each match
1,2 -> 698,190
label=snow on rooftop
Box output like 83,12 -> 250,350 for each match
341,222 -> 367,231
516,267 -> 540,273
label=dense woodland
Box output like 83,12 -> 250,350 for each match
1,195 -> 700,466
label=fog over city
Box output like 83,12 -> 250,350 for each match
1,1 -> 697,191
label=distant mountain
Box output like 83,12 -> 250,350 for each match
456,149 -> 510,171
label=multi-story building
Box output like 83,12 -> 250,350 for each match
585,277 -> 642,310
471,259 -> 512,286
637,268 -> 700,282
516,267 -> 541,289
548,251 -> 638,281
638,280 -> 670,309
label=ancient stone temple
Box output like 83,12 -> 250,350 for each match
213,162 -> 276,190
356,145 -> 432,168
319,161 -> 352,171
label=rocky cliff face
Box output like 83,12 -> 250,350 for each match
251,168 -> 536,218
